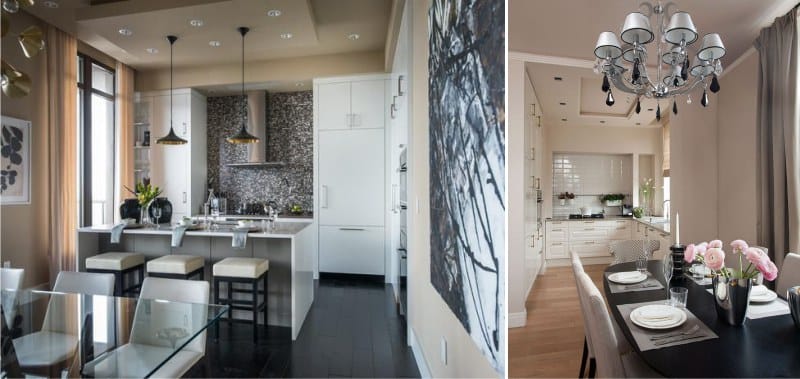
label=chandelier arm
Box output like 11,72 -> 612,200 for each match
662,2 -> 678,19
666,76 -> 706,97
607,73 -> 645,95
638,2 -> 654,18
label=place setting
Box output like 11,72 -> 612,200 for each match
605,255 -> 665,293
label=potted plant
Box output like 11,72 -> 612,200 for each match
601,193 -> 625,206
632,206 -> 644,218
124,179 -> 162,225
684,240 -> 779,325
566,192 -> 576,205
557,192 -> 566,206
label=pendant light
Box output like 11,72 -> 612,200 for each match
227,26 -> 260,144
156,35 -> 188,145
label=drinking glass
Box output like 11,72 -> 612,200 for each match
152,207 -> 162,228
670,287 -> 688,308
636,255 -> 648,275
691,263 -> 705,279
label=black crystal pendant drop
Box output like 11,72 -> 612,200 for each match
602,75 -> 610,92
673,99 -> 678,115
656,104 -> 661,121
710,74 -> 720,93
701,89 -> 709,107
635,98 -> 641,114
632,59 -> 640,83
605,89 -> 615,106
681,58 -> 690,81
673,77 -> 680,86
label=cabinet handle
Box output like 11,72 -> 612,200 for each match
321,185 -> 328,208
616,220 -> 626,223
616,227 -> 626,230
340,227 -> 365,231
552,242 -> 562,246
583,221 -> 594,224
584,241 -> 596,245
182,192 -> 187,203
183,122 -> 187,135
583,228 -> 595,231
660,233 -> 669,237
551,222 -> 562,225
552,228 -> 563,232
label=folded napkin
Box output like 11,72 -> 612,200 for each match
232,228 -> 249,249
616,271 -> 645,280
751,285 -> 769,296
747,298 -> 790,319
172,225 -> 189,247
110,222 -> 127,244
635,306 -> 682,326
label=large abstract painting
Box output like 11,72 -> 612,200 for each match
428,0 -> 505,372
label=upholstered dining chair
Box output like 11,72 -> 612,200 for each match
777,253 -> 800,299
12,271 -> 115,377
610,240 -> 661,265
576,272 -> 662,378
1,268 -> 25,328
570,250 -> 596,378
82,277 -> 210,378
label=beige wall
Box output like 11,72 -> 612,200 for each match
407,0 -> 499,376
716,50 -> 759,243
669,91 -> 720,243
1,11 -> 51,287
135,51 -> 385,91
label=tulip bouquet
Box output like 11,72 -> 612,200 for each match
684,239 -> 778,281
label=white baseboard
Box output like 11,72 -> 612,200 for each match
508,311 -> 527,328
408,326 -> 432,378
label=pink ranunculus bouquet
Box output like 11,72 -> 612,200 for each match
684,239 -> 778,281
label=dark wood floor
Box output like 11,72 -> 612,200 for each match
186,276 -> 420,378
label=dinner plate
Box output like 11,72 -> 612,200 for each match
608,271 -> 648,284
630,304 -> 687,330
689,265 -> 711,276
750,285 -> 778,303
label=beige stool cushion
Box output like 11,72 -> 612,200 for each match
86,252 -> 144,271
213,257 -> 269,279
147,255 -> 205,275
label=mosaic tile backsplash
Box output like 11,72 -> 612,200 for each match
207,91 -> 313,214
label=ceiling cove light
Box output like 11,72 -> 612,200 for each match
209,40 -> 221,47
226,26 -> 259,144
118,27 -> 133,36
593,2 -> 724,115
280,33 -> 293,39
267,9 -> 281,17
145,47 -> 158,54
189,19 -> 204,27
156,35 -> 188,145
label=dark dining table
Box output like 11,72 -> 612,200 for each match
604,260 -> 800,378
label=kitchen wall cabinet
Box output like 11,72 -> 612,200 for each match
314,74 -> 391,277
136,88 -> 207,221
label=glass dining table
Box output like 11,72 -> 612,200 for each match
1,289 -> 228,378
604,260 -> 800,377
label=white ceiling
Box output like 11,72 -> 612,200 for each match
26,0 -> 391,70
511,0 -> 799,127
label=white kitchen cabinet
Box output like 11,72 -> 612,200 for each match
314,75 -> 391,277
569,241 -> 609,257
139,88 -> 207,221
546,241 -> 568,259
319,226 -> 385,275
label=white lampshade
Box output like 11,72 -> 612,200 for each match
698,33 -> 726,61
621,12 -> 654,44
622,44 -> 647,63
665,11 -> 698,45
690,57 -> 713,77
661,46 -> 684,65
663,66 -> 685,86
594,31 -> 623,59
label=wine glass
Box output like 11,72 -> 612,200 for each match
152,206 -> 162,229
662,253 -> 674,301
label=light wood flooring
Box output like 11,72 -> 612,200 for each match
509,264 -> 607,378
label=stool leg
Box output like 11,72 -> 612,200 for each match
263,272 -> 268,335
114,272 -> 123,297
227,280 -> 233,326
252,278 -> 258,343
138,266 -> 144,292
214,277 -> 220,340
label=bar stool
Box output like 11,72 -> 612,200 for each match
212,257 -> 269,342
86,252 -> 145,297
147,255 -> 205,280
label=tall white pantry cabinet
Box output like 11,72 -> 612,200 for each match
134,88 -> 207,221
313,74 -> 391,277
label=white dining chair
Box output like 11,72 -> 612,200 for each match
82,277 -> 210,378
610,240 -> 661,265
777,253 -> 800,299
1,268 -> 25,328
12,271 -> 115,376
570,250 -> 596,378
577,272 -> 662,378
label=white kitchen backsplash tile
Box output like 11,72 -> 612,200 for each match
552,153 -> 633,217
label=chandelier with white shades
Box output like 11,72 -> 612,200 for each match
593,2 -> 725,121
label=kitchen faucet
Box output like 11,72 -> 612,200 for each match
662,200 -> 670,219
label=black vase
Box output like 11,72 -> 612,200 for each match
149,197 -> 173,224
119,199 -> 141,221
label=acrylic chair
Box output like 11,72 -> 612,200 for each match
570,250 -> 596,378
1,267 -> 25,328
777,253 -> 800,299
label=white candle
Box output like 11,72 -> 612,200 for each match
675,212 -> 680,246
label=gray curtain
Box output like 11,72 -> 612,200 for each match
755,7 -> 800,271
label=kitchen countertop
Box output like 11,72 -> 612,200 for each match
190,214 -> 313,222
547,215 -> 671,234
78,220 -> 311,239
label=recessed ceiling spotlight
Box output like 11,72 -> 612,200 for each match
600,120 -> 606,123
347,33 -> 360,41
209,40 -> 221,47
559,102 -> 566,106
636,122 -> 641,125
280,33 -> 293,39
647,108 -> 654,111
189,19 -> 204,27
561,118 -> 567,122
43,0 -> 59,8
145,47 -> 158,54
554,76 -> 563,81
118,28 -> 133,36
267,9 -> 282,17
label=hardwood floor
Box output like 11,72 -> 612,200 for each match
186,277 -> 420,378
509,264 -> 607,378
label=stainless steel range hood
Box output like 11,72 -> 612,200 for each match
226,91 -> 286,168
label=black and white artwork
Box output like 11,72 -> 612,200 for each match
0,116 -> 31,205
428,0 -> 505,372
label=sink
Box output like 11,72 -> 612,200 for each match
645,217 -> 669,224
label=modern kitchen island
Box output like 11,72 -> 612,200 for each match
76,220 -> 315,340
